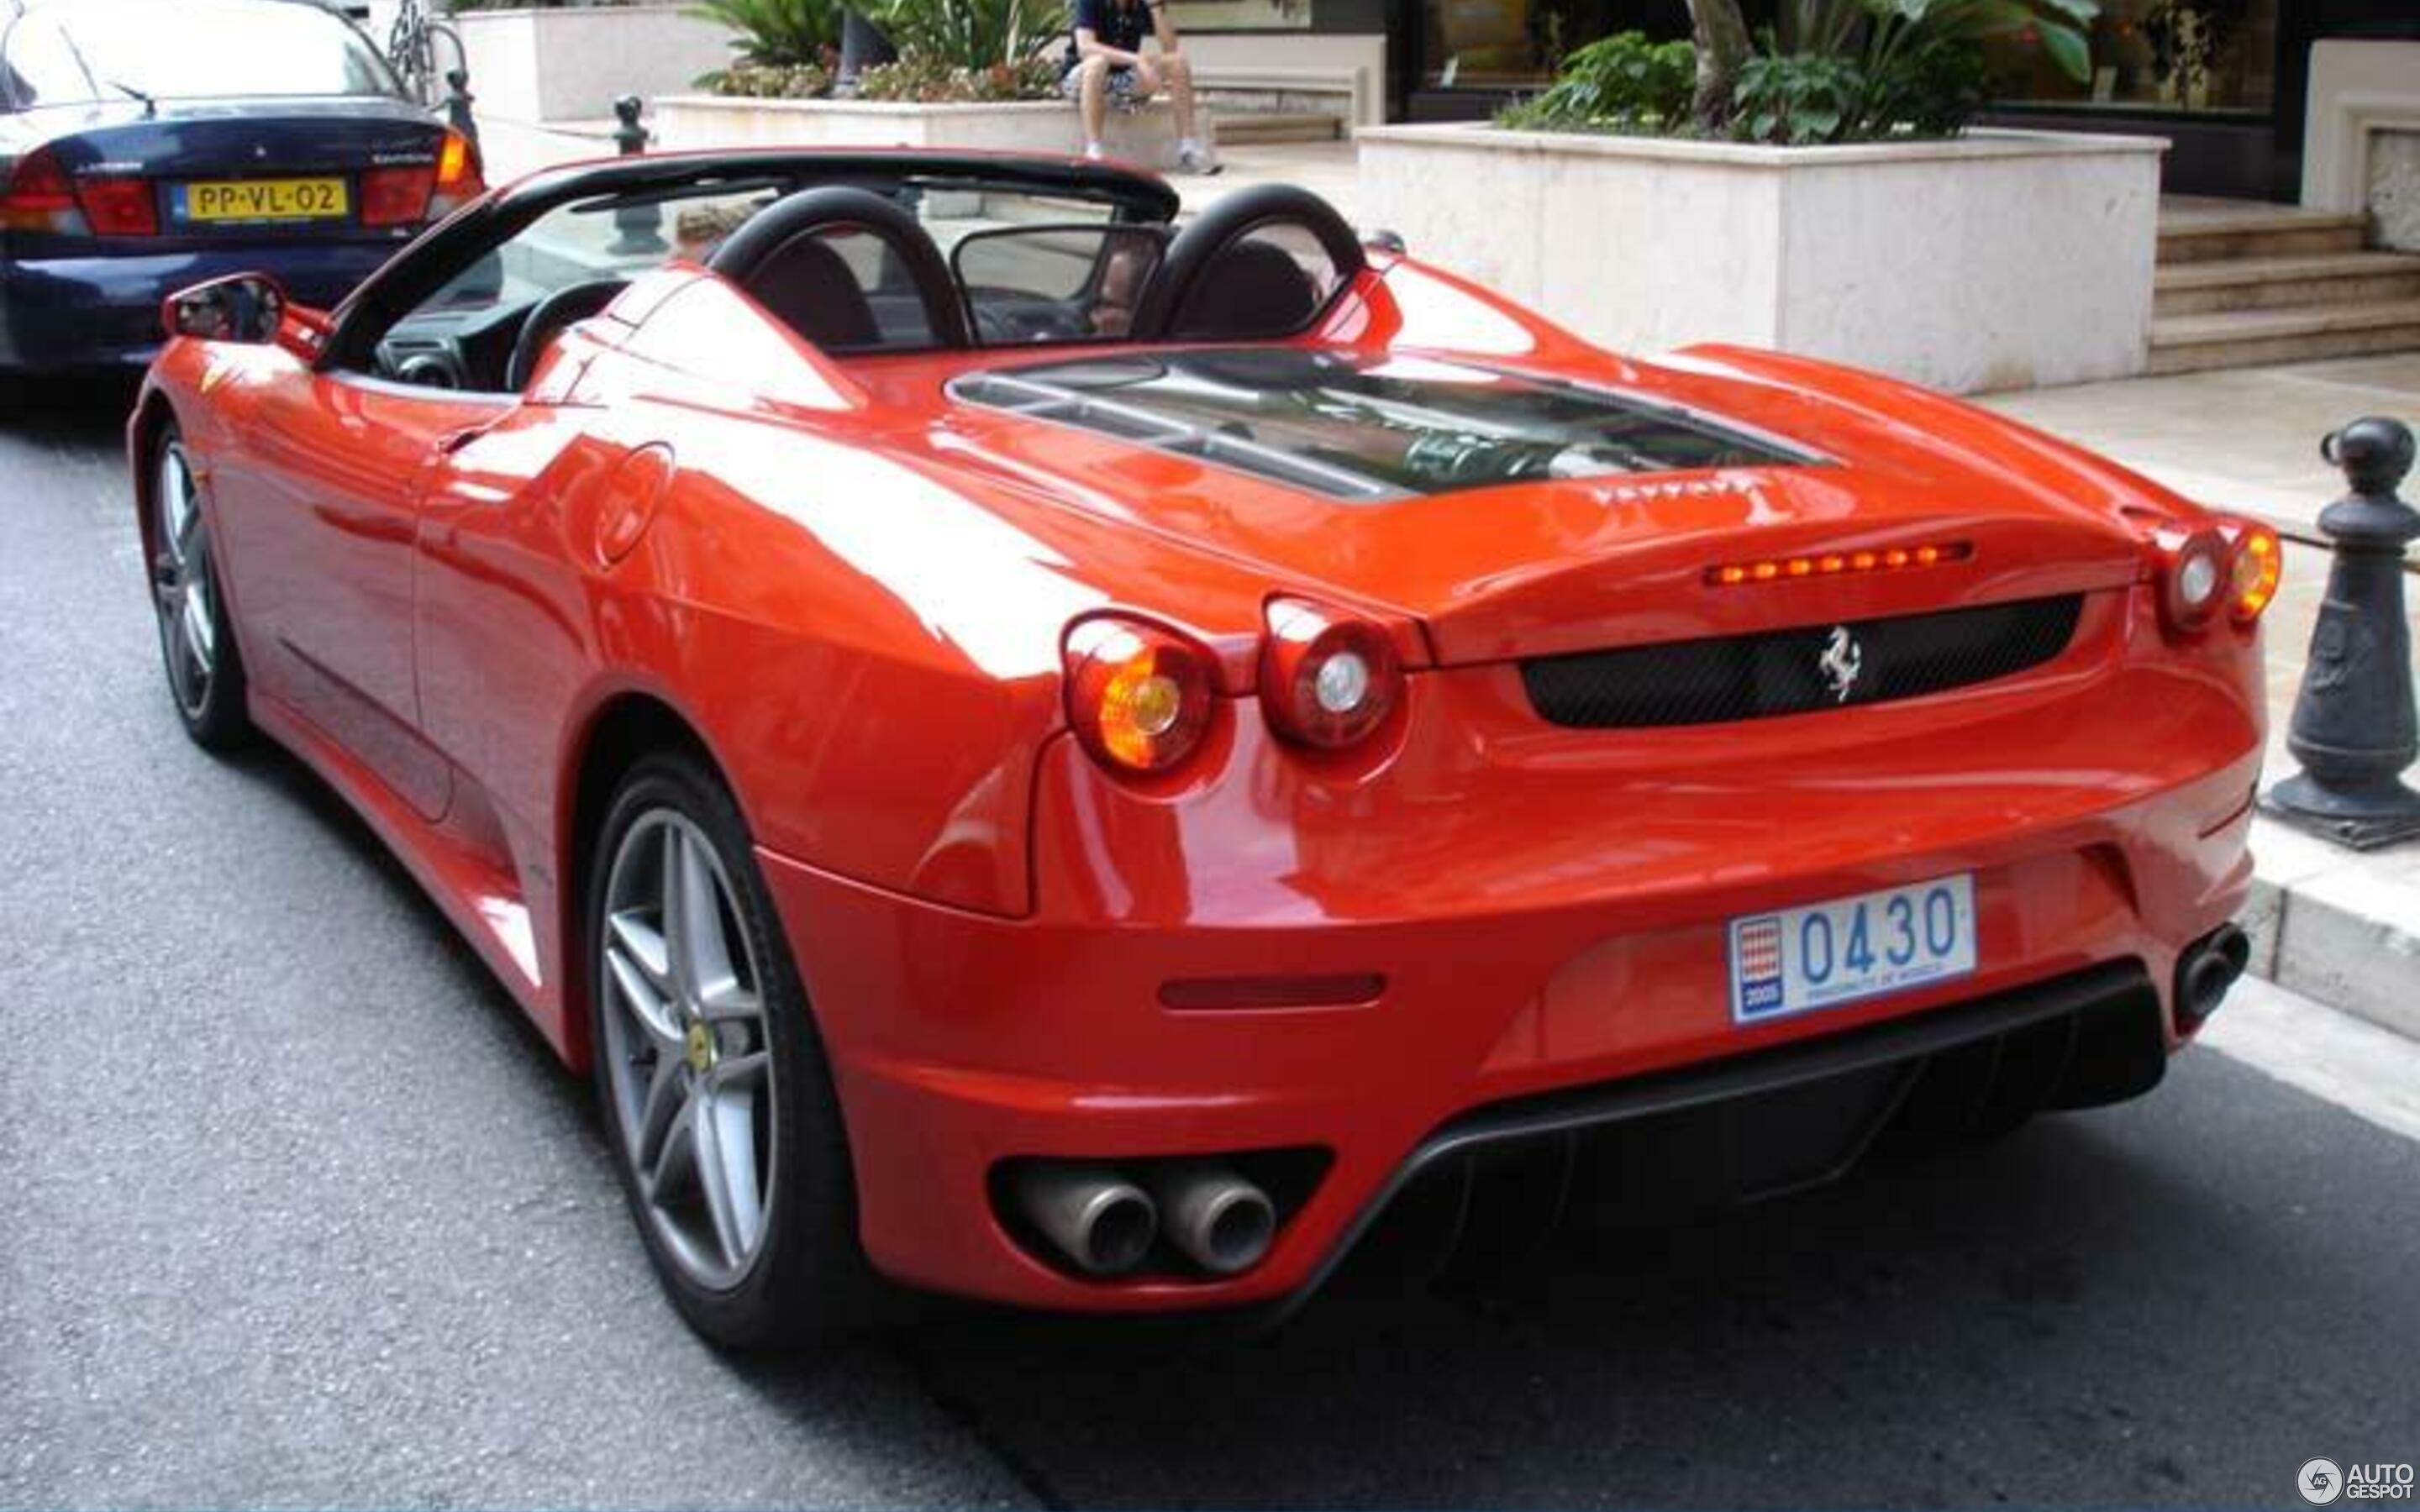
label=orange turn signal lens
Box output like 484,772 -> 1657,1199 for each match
2226,522 -> 2282,623
1064,615 -> 1214,776
1707,542 -> 1970,587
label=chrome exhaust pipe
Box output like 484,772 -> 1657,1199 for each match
2176,923 -> 2250,1030
1150,1162 -> 1276,1276
1014,1165 -> 1157,1277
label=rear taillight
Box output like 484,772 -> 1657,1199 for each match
0,146 -> 87,235
2221,519 -> 2283,623
364,130 -> 484,228
74,176 -> 158,236
2153,517 -> 2280,633
1064,615 -> 1215,776
1260,597 -> 1402,749
360,165 -> 435,228
430,128 -> 483,218
2154,524 -> 2232,633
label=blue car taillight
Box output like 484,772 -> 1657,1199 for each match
0,145 -> 88,236
0,145 -> 157,237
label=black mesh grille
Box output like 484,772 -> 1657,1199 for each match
1521,595 -> 2086,729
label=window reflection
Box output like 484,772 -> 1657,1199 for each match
1982,0 -> 2279,113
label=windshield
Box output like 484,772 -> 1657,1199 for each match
2,1 -> 401,107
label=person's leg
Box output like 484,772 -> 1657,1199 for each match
1163,50 -> 1199,142
1076,55 -> 1110,155
1161,50 -> 1220,173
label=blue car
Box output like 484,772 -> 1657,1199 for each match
0,0 -> 479,373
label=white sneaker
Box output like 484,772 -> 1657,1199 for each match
1081,141 -> 1107,162
1176,141 -> 1223,176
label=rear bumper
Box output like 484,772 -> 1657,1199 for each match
0,242 -> 395,372
762,722 -> 2261,1315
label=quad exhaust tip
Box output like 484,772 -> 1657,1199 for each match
2176,923 -> 2251,1031
1013,1165 -> 1158,1277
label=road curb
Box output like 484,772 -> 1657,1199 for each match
2242,815 -> 2420,1042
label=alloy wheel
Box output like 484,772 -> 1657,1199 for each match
598,810 -> 779,1291
153,442 -> 218,717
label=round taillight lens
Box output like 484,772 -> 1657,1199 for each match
2227,522 -> 2282,622
2159,527 -> 2230,632
1064,616 -> 1214,775
1260,598 -> 1402,749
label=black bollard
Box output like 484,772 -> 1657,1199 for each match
2261,416 -> 2420,850
612,93 -> 650,157
442,68 -> 478,150
608,95 -> 667,256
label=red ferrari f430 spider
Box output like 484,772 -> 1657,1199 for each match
131,150 -> 2275,1347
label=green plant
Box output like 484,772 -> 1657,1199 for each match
692,0 -> 844,69
1498,31 -> 1696,132
871,0 -> 1067,72
1782,0 -> 2097,85
1732,50 -> 1866,143
853,46 -> 1060,102
704,59 -> 836,97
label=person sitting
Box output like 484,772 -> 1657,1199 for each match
1062,0 -> 1220,176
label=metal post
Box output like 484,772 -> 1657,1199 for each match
442,67 -> 477,150
612,93 -> 650,157
2261,416 -> 2420,850
608,95 -> 666,256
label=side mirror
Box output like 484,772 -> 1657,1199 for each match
161,273 -> 330,359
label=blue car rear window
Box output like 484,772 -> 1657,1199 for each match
3,0 -> 400,107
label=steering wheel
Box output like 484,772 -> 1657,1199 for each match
505,278 -> 629,392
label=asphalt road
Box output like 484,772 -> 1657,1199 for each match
3,380 -> 2415,1509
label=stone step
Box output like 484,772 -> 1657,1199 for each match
2156,207 -> 2369,265
2147,298 -> 2420,375
2154,251 -> 2420,316
1213,111 -> 1344,144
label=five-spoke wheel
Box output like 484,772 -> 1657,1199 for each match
588,752 -> 871,1347
600,809 -> 778,1289
150,425 -> 248,748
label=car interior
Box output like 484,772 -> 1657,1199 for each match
367,176 -> 1369,396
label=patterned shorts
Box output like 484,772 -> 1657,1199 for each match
1060,64 -> 1150,110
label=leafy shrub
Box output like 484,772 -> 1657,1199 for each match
692,0 -> 844,69
703,59 -> 836,97
1497,31 -> 1696,133
1730,50 -> 1866,144
853,47 -> 1060,102
871,0 -> 1067,73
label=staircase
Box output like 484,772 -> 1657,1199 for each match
2149,201 -> 2420,375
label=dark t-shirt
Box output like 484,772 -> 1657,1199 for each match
1071,0 -> 1154,60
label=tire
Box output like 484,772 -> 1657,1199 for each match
587,751 -> 876,1349
149,423 -> 251,751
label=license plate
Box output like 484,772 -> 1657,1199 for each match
1729,874 -> 1977,1024
173,177 -> 350,225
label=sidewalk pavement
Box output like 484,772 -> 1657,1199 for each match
471,117 -> 2420,1037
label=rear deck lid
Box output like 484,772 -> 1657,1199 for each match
942,346 -> 2146,664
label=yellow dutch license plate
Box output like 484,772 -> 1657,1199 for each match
177,177 -> 350,224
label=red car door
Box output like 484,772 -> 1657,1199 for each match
229,365 -> 508,822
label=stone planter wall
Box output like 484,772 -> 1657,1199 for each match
455,6 -> 737,124
2304,40 -> 2420,254
652,95 -> 1192,172
1358,124 -> 2168,394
